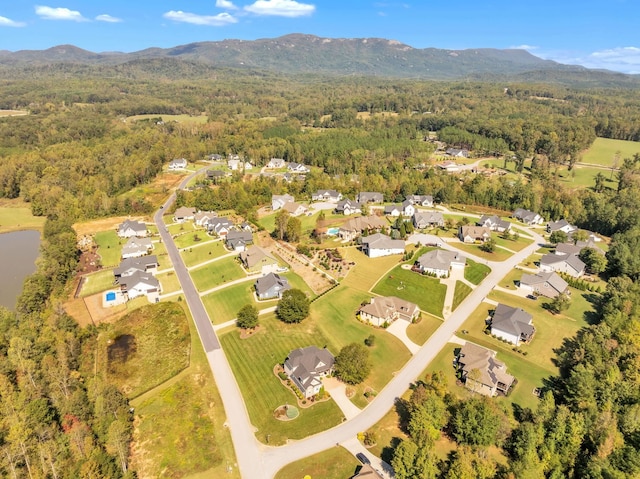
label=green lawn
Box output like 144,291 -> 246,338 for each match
219,313 -> 344,445
452,281 -> 472,311
341,247 -> 403,292
498,268 -> 524,289
80,269 -> 116,297
181,240 -> 228,267
372,266 -> 446,318
464,259 -> 491,285
454,242 -> 512,261
406,313 -> 443,345
275,447 -> 359,479
189,257 -> 246,292
0,205 -> 46,233
582,137 -> 640,166
494,232 -> 534,252
95,230 -> 123,267
174,231 -> 213,249
555,164 -> 618,190
168,221 -> 195,236
157,271 -> 182,295
202,282 -> 277,325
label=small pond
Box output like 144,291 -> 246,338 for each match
108,334 -> 137,367
0,230 -> 40,310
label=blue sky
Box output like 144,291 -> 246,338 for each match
1,1 -> 639,73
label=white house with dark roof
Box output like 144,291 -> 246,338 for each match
121,237 -> 153,259
207,217 -> 234,236
113,255 -> 159,279
271,194 -> 295,211
415,250 -> 466,277
311,189 -> 343,203
173,206 -> 197,223
358,296 -> 420,327
413,211 -> 444,229
361,233 -> 405,258
512,208 -> 544,225
117,220 -> 148,238
383,204 -> 402,217
283,346 -> 334,399
335,199 -> 362,216
168,158 -> 188,170
267,158 -> 286,169
477,215 -> 511,233
405,194 -> 434,207
225,230 -> 253,252
519,271 -> 569,299
491,303 -> 535,346
255,272 -> 290,300
539,252 -> 585,277
547,219 -> 578,235
456,342 -> 515,397
445,148 -> 469,158
287,162 -> 310,174
119,271 -> 161,302
401,200 -> 416,217
357,192 -> 384,204
194,211 -> 218,227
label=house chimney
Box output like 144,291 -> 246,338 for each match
370,298 -> 375,304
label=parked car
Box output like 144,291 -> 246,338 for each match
526,294 -> 538,300
356,453 -> 371,465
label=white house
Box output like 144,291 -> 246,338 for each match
335,199 -> 362,216
311,190 -> 342,203
413,211 -> 444,229
361,233 -> 405,258
284,346 -> 334,399
267,158 -> 286,168
405,195 -> 434,207
491,303 -> 535,346
168,158 -> 188,170
287,162 -> 310,173
519,271 -> 569,298
547,219 -> 578,235
539,253 -> 585,277
173,206 -> 196,223
383,204 -> 402,217
512,208 -> 544,225
272,194 -> 295,211
117,220 -> 148,238
415,250 -> 466,277
401,200 -> 415,217
121,237 -> 153,259
358,296 -> 420,327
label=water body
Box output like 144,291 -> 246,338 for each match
0,230 -> 40,311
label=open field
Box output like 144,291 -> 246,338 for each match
127,113 -> 208,124
79,269 -> 115,297
181,240 -> 228,267
174,230 -> 215,249
0,201 -> 46,233
189,256 -> 246,292
341,247 -> 403,292
97,302 -> 191,399
464,258 -> 491,285
555,164 -> 619,190
73,215 -> 148,236
453,241 -> 512,261
94,230 -> 124,267
219,313 -> 344,445
274,446 -> 359,479
372,266 -> 446,317
582,137 -> 640,166
202,282 -> 268,325
157,271 -> 182,295
130,302 -> 239,479
0,109 -> 28,117
493,232 -> 534,252
452,281 -> 472,311
406,313 -> 443,345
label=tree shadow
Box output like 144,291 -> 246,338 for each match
380,436 -> 402,465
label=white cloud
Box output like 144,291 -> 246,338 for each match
510,44 -> 538,51
0,15 -> 26,27
163,10 -> 237,26
216,0 -> 238,10
537,47 -> 640,74
244,0 -> 315,17
96,14 -> 122,23
35,5 -> 87,21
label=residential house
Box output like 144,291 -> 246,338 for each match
244,161 -> 253,170
456,342 -> 515,397
271,194 -> 295,211
239,221 -> 254,232
206,169 -> 227,180
519,271 -> 569,299
225,231 -> 253,252
227,158 -> 241,170
458,225 -> 491,243
287,162 -> 310,174
556,240 -> 604,257
207,153 -> 223,161
117,220 -> 148,238
168,158 -> 188,170
357,192 -> 384,204
539,252 -> 585,277
413,211 -> 444,229
255,272 -> 290,299
113,255 -> 159,280
361,233 -> 405,258
119,271 -> 161,302
445,148 -> 469,158
311,190 -> 343,203
352,465 -> 384,479
335,199 -> 362,216
283,346 -> 334,399
477,215 -> 511,233
405,194 -> 434,207
490,303 -> 535,346
282,201 -> 308,217
383,204 -> 402,217
207,217 -> 234,237
402,200 -> 416,217
194,211 -> 218,227
173,206 -> 196,223
338,215 -> 387,242
415,250 -> 466,277
437,161 -> 460,172
239,246 -> 279,274
267,158 -> 286,169
358,296 -> 420,327
512,208 -> 544,225
547,219 -> 578,235
121,237 -> 153,259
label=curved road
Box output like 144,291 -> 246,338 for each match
155,169 -> 545,478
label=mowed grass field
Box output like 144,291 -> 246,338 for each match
275,447 -> 359,479
181,240 -> 228,267
464,259 -> 491,285
582,137 -> 640,166
372,265 -> 446,317
79,269 -> 116,297
189,256 -> 246,292
94,230 -> 124,267
0,202 -> 46,233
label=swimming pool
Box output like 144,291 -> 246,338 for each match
105,291 -> 116,302
327,227 -> 340,236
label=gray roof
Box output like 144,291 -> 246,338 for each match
458,342 -> 515,391
548,219 -> 576,232
118,219 -> 147,234
122,237 -> 152,255
540,252 -> 586,273
255,272 -> 290,297
383,204 -> 402,215
414,211 -> 444,225
358,296 -> 419,322
513,208 -> 541,223
119,270 -> 159,291
492,303 -> 534,338
225,230 -> 253,245
357,192 -> 384,203
361,233 -> 405,251
312,189 -> 341,198
520,271 -> 568,298
336,199 -> 361,212
417,249 -> 466,271
284,346 -> 334,389
405,194 -> 433,205
114,255 -> 158,277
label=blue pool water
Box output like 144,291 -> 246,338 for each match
327,227 -> 339,236
106,292 -> 116,302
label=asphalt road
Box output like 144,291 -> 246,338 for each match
155,171 -> 546,478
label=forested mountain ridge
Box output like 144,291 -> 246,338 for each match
1,33 -> 638,86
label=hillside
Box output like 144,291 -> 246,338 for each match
1,33 -> 638,86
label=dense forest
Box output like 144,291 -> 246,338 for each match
1,65 -> 640,477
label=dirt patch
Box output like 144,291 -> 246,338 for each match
74,216 -> 148,236
108,334 -> 137,370
77,248 -> 102,275
239,325 -> 262,339
63,297 -> 94,327
82,292 -> 129,325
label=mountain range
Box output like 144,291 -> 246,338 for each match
0,33 -> 637,86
